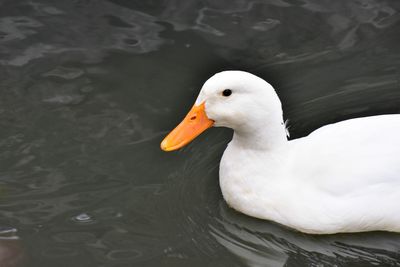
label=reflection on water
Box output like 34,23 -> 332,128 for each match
0,228 -> 25,267
0,0 -> 400,266
213,205 -> 400,266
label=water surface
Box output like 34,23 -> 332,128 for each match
1,0 -> 400,266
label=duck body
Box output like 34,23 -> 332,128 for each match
220,114 -> 400,234
161,70 -> 400,234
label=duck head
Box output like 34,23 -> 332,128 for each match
161,70 -> 285,151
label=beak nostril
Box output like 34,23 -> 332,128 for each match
161,101 -> 213,152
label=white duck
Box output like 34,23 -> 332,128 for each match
161,70 -> 400,234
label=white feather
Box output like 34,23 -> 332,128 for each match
198,70 -> 400,234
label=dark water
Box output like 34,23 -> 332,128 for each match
1,0 -> 400,266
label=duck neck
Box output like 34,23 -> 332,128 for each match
231,120 -> 288,151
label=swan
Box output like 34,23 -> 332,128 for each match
160,70 -> 400,234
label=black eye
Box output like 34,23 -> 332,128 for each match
222,89 -> 232,97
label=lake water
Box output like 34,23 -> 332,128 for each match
1,0 -> 400,266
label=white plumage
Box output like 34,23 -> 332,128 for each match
196,71 -> 400,234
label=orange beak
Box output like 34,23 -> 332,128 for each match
161,102 -> 214,151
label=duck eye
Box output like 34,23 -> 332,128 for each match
222,89 -> 232,97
